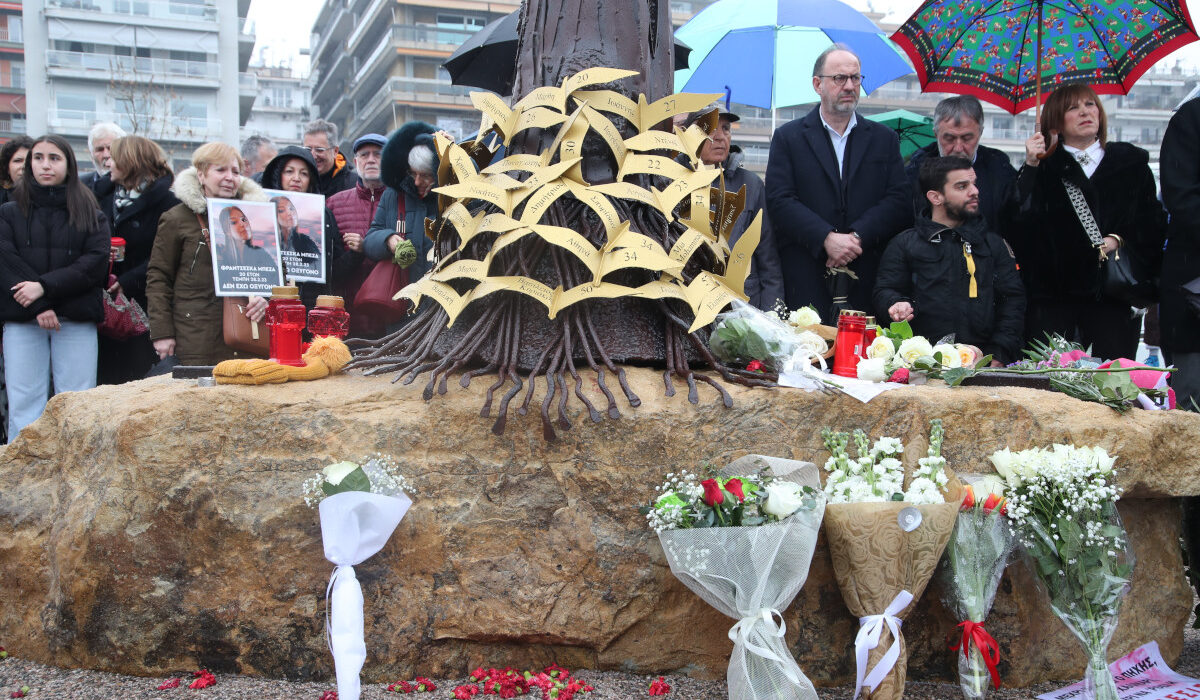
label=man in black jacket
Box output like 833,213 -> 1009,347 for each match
874,156 -> 1025,364
766,45 -> 911,318
1161,97 -> 1200,407
904,96 -> 1017,234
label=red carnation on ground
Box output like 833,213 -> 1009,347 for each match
888,368 -> 910,384
317,691 -> 338,700
745,360 -> 764,373
544,663 -> 570,679
648,676 -> 671,695
452,684 -> 480,699
188,670 -> 216,689
156,678 -> 182,690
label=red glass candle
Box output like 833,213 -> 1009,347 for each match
267,286 -> 307,367
832,310 -> 867,378
308,295 -> 351,340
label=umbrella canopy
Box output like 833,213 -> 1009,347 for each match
866,109 -> 935,159
674,0 -> 914,110
891,0 -> 1200,114
444,10 -> 693,96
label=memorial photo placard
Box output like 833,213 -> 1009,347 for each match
207,198 -> 283,297
263,189 -> 326,283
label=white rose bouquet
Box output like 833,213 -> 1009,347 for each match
856,321 -> 986,383
648,456 -> 826,700
992,445 -> 1131,700
304,456 -> 414,700
820,420 -> 961,700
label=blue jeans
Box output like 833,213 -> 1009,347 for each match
4,320 -> 97,440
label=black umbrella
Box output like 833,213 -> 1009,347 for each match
443,10 -> 693,96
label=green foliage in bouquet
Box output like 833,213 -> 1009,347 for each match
709,317 -> 788,369
642,466 -> 818,532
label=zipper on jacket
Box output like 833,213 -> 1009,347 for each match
962,241 -> 978,298
191,225 -> 210,273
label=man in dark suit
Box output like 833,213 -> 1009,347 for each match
765,45 -> 911,318
904,95 -> 1017,233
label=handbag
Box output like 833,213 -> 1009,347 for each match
1062,178 -> 1157,307
98,280 -> 150,340
222,296 -> 269,356
352,219 -> 411,325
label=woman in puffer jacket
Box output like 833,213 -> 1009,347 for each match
0,134 -> 109,440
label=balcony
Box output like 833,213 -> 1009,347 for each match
345,0 -> 391,56
45,0 -> 218,24
0,25 -> 22,44
0,115 -> 27,135
47,50 -> 220,84
48,108 -> 222,141
392,24 -> 478,53
346,76 -> 477,136
0,73 -> 23,91
312,2 -> 354,71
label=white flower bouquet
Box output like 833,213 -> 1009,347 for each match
991,445 -> 1132,700
649,455 -> 826,700
820,420 -> 962,700
306,456 -> 414,700
941,475 -> 1015,700
856,321 -> 985,383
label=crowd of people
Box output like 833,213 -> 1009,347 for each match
0,40 -> 1194,442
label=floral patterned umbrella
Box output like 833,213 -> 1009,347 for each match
891,0 -> 1200,114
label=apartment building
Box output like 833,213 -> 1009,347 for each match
241,63 -> 311,146
309,0 -> 718,148
0,2 -> 23,142
22,0 -> 257,167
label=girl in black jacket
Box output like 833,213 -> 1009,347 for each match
0,134 -> 109,440
97,135 -> 179,384
1010,84 -> 1166,359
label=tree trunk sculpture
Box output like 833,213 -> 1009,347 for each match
348,0 -> 771,440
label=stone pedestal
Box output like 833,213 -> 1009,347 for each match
0,371 -> 1194,684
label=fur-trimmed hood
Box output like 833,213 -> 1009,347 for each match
172,167 -> 269,214
382,121 -> 438,191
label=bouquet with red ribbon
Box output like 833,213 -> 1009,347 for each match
941,476 -> 1014,699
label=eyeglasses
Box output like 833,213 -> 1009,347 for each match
306,146 -> 331,155
817,73 -> 865,86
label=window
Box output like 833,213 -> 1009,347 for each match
435,12 -> 486,43
11,63 -> 22,89
55,93 -> 96,120
6,17 -> 21,43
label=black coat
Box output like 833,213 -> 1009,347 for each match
1008,142 -> 1165,303
905,143 -> 1017,235
106,174 -> 180,310
0,184 -> 109,323
765,106 -> 912,316
874,216 -> 1026,363
722,147 -> 785,311
1161,98 -> 1200,354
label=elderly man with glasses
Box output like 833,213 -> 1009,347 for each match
302,118 -> 357,196
765,44 -> 911,319
904,95 -> 1017,233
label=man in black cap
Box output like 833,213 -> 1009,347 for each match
691,105 -> 784,310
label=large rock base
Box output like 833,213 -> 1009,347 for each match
0,371 -> 1196,684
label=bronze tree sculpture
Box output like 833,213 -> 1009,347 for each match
348,0 -> 772,439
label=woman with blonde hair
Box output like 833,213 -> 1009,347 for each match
98,135 -> 179,383
1011,84 -> 1166,358
146,141 -> 269,365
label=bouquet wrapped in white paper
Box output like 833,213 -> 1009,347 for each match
648,455 -> 825,700
305,456 -> 414,700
